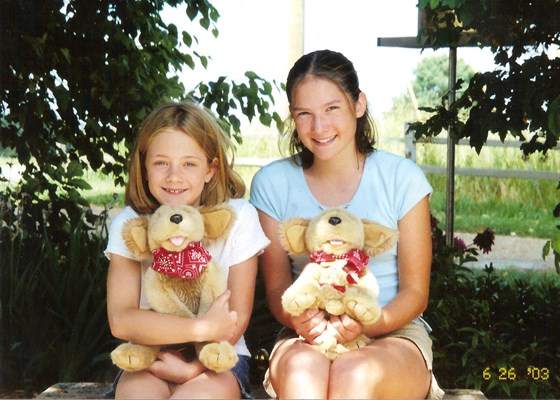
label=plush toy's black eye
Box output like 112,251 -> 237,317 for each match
328,216 -> 341,225
170,214 -> 183,224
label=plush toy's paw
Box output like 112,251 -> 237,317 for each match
344,334 -> 371,351
344,298 -> 382,325
324,299 -> 345,316
111,343 -> 159,372
198,341 -> 238,373
315,331 -> 337,351
282,292 -> 318,316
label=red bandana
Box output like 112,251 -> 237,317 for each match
151,241 -> 211,280
309,248 -> 370,285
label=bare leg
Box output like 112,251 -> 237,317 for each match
269,338 -> 331,399
115,370 -> 171,399
329,337 -> 431,399
171,370 -> 240,399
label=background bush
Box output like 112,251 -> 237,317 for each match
0,193 -> 118,394
425,219 -> 560,399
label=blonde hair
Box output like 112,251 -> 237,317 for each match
125,101 -> 245,213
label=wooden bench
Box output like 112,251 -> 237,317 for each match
36,382 -> 487,399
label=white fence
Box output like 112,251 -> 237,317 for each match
236,136 -> 559,181
403,133 -> 559,181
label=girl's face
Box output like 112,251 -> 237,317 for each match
290,76 -> 366,162
145,128 -> 216,207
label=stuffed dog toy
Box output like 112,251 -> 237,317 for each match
280,208 -> 398,360
110,203 -> 238,373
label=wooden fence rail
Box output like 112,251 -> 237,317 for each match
236,135 -> 559,182
404,133 -> 559,181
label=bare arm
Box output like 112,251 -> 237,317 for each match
106,254 -> 237,345
362,195 -> 432,337
256,210 -> 295,327
226,254 -> 258,345
257,210 -> 328,343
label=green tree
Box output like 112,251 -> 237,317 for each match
382,55 -> 474,133
0,0 -> 281,239
0,0 -> 282,391
413,54 -> 474,108
411,0 -> 560,154
409,0 -> 560,269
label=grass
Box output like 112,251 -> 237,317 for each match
24,130 -> 556,239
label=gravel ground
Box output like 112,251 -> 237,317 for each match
459,232 -> 555,271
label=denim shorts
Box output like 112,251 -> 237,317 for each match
104,355 -> 252,399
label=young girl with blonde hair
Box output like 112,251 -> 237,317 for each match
105,101 -> 269,399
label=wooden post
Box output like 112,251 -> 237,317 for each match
287,0 -> 304,69
445,48 -> 457,246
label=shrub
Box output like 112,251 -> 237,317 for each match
0,189 -> 117,393
426,217 -> 560,399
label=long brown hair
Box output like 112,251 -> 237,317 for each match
283,49 -> 376,168
125,101 -> 245,213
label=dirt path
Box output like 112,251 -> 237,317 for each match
459,232 -> 555,271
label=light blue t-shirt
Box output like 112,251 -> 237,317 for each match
249,150 -> 432,307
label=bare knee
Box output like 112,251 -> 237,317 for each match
170,371 -> 240,399
274,343 -> 327,372
116,370 -> 170,399
270,343 -> 330,398
329,355 -> 383,398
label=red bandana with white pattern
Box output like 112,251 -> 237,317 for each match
309,248 -> 370,285
151,241 -> 211,279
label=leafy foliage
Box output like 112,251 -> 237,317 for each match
426,217 -> 560,399
0,192 -> 117,392
0,0 -> 282,392
0,0 -> 282,244
413,54 -> 474,108
411,0 -> 560,276
382,54 -> 474,133
413,0 -> 559,153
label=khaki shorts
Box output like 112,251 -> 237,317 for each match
263,319 -> 444,399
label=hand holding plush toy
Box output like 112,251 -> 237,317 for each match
110,203 -> 238,373
280,208 -> 398,360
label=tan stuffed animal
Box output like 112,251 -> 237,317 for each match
280,208 -> 398,360
110,203 -> 238,373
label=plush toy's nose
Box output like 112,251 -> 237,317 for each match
328,216 -> 342,225
170,214 -> 183,224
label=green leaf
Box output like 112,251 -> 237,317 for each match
551,233 -> 560,253
200,17 -> 210,29
542,240 -> 551,259
546,96 -> 560,138
259,113 -> 272,126
67,160 -> 83,178
245,71 -> 257,80
182,31 -> 192,47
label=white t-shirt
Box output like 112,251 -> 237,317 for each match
249,150 -> 432,307
104,198 -> 271,356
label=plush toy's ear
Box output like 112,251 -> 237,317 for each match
278,217 -> 309,254
200,203 -> 236,239
122,216 -> 151,259
362,220 -> 399,257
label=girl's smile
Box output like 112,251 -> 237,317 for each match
290,76 -> 366,162
145,128 -> 215,207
